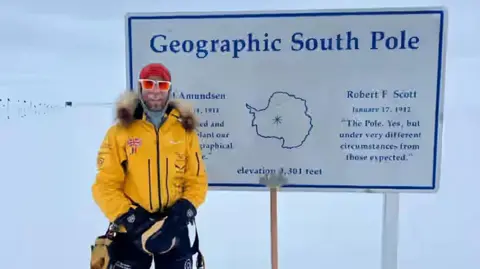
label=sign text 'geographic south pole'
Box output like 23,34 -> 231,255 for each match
125,7 -> 447,192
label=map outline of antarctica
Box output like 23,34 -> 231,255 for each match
245,91 -> 313,149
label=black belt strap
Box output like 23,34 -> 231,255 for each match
191,220 -> 205,269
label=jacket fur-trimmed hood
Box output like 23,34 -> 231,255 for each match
115,90 -> 198,131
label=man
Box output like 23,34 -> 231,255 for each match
91,63 -> 208,269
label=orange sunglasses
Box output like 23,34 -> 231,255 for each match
139,79 -> 172,91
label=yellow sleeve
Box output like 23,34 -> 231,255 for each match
91,125 -> 132,222
183,130 -> 208,208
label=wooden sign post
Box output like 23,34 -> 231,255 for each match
260,169 -> 288,269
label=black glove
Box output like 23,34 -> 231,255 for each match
116,206 -> 156,237
138,199 -> 197,255
116,206 -> 180,255
168,198 -> 197,225
116,207 -> 170,254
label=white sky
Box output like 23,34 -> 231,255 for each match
0,1 -> 478,269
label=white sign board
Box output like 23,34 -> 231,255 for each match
125,7 -> 446,192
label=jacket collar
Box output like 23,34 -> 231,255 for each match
115,90 -> 197,131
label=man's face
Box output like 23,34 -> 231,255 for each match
139,75 -> 171,111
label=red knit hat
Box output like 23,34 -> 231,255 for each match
139,63 -> 171,81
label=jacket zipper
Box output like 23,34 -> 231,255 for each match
155,129 -> 162,212
165,158 -> 169,207
147,159 -> 153,210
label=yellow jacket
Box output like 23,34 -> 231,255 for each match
92,91 -> 208,223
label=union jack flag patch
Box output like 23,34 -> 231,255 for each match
127,137 -> 142,155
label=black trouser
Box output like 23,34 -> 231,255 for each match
108,226 -> 193,269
